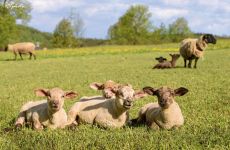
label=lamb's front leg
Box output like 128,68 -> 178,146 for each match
32,112 -> 43,130
154,120 -> 172,130
65,106 -> 79,129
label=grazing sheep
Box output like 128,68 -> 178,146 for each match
66,85 -> 146,128
155,56 -> 167,63
15,88 -> 78,130
5,42 -> 36,60
132,86 -> 188,130
180,34 -> 216,68
90,80 -> 120,99
153,54 -> 180,69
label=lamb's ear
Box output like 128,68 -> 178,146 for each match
174,87 -> 188,96
163,58 -> 167,61
89,82 -> 104,90
134,90 -> 147,99
143,86 -> 157,96
169,54 -> 173,56
35,88 -> 49,97
64,91 -> 78,99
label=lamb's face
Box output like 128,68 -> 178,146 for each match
116,86 -> 135,109
170,54 -> 180,60
155,56 -> 167,63
143,86 -> 189,109
35,88 -> 78,112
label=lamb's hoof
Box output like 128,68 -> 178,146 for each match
15,124 -> 22,131
67,123 -> 78,130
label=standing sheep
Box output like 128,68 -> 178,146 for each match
131,86 -> 188,130
153,54 -> 180,69
5,42 -> 36,60
15,88 -> 78,130
180,34 -> 216,68
66,85 -> 146,128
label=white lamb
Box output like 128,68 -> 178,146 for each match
132,86 -> 188,130
15,88 -> 78,130
66,85 -> 146,128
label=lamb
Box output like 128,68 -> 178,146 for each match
180,34 -> 216,68
90,80 -> 120,99
5,42 -> 36,60
15,88 -> 78,130
155,56 -> 167,63
66,85 -> 146,128
132,86 -> 188,130
153,54 -> 180,69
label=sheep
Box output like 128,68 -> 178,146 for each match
5,42 -> 36,60
66,85 -> 147,128
153,54 -> 180,69
131,86 -> 188,130
89,80 -> 120,99
155,56 -> 167,63
14,88 -> 78,130
180,34 -> 216,68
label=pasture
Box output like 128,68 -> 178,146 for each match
0,43 -> 229,149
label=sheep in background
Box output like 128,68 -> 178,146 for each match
15,88 -> 78,130
155,56 -> 167,63
153,54 -> 180,69
5,42 -> 36,60
66,85 -> 147,128
180,34 -> 216,68
131,86 -> 188,130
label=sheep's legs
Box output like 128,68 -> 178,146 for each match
32,113 -> 43,130
15,111 -> 26,128
30,52 -> 36,60
14,52 -> 17,60
194,58 -> 198,68
184,59 -> 187,68
29,53 -> 32,60
188,60 -> 192,68
19,53 -> 23,60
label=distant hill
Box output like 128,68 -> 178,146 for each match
16,25 -> 53,48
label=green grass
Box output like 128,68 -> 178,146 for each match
0,44 -> 230,149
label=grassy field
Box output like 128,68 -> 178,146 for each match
0,43 -> 229,149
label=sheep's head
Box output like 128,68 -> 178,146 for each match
90,80 -> 119,99
35,88 -> 78,112
155,56 -> 167,63
112,85 -> 147,109
169,54 -> 180,60
143,86 -> 188,109
202,34 -> 216,44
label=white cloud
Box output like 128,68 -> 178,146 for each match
162,0 -> 190,5
150,7 -> 189,20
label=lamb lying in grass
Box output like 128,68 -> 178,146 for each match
155,56 -> 167,63
90,80 -> 120,99
153,54 -> 180,69
66,85 -> 146,128
5,42 -> 36,60
131,86 -> 188,130
15,88 -> 78,130
180,34 -> 216,68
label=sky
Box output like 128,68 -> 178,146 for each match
27,0 -> 230,39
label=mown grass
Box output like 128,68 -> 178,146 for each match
0,43 -> 229,149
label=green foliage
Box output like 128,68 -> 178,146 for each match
53,18 -> 78,48
109,5 -> 152,45
0,47 -> 229,149
0,5 -> 16,47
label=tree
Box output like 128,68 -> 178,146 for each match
108,5 -> 152,45
1,0 -> 32,24
52,18 -> 77,48
168,17 -> 192,42
68,8 -> 85,38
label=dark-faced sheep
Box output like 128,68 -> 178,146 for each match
15,88 -> 78,130
153,54 -> 180,69
155,56 -> 167,63
5,42 -> 36,60
131,86 -> 188,130
180,34 -> 216,68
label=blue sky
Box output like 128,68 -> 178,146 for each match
28,0 -> 230,39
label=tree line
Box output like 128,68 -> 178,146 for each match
0,2 -> 222,49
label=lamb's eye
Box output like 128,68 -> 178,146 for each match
61,95 -> 65,98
